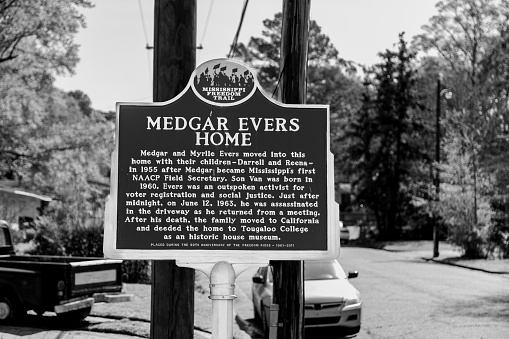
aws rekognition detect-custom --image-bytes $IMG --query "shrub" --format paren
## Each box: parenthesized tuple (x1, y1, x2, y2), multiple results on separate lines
(440, 184, 492, 259)
(61, 224, 104, 257)
(122, 260, 151, 284)
(26, 216, 104, 257)
(24, 216, 151, 284)
(27, 217, 66, 256)
(487, 203, 509, 259)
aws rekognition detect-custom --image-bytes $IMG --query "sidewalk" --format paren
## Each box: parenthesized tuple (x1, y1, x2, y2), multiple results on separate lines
(0, 328, 140, 339)
(0, 327, 213, 339)
(0, 327, 212, 339)
(381, 240, 509, 274)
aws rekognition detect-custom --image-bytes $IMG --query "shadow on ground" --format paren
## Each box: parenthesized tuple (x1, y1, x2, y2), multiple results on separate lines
(445, 293, 509, 321)
(238, 316, 360, 339)
(0, 313, 90, 336)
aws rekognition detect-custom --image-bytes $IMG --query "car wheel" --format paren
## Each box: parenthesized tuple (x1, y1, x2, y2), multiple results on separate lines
(253, 304, 261, 323)
(0, 295, 23, 324)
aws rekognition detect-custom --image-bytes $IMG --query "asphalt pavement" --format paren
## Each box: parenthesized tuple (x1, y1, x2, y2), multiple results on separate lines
(381, 240, 509, 274)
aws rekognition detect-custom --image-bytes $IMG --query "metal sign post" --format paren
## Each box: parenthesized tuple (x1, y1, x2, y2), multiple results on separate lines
(177, 261, 266, 339)
(209, 262, 236, 339)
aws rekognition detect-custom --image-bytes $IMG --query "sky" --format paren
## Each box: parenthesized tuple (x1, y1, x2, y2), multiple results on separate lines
(54, 0, 439, 112)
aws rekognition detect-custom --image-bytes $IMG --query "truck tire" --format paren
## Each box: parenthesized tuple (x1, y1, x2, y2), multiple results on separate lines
(57, 306, 92, 322)
(0, 295, 23, 323)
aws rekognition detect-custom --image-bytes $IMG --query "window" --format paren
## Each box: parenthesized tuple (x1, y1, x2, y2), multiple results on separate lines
(304, 260, 346, 280)
(0, 227, 12, 247)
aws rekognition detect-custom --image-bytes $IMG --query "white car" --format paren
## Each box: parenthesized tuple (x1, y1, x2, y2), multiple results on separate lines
(252, 259, 362, 335)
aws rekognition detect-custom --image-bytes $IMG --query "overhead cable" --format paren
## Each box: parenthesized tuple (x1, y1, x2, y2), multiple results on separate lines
(198, 0, 215, 50)
(137, 0, 152, 49)
(137, 0, 152, 91)
(228, 0, 249, 58)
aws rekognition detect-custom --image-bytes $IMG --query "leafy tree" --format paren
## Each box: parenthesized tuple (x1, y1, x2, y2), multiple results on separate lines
(340, 75, 378, 210)
(231, 12, 358, 105)
(414, 0, 509, 255)
(345, 34, 426, 240)
(68, 90, 94, 117)
(232, 12, 363, 184)
(0, 0, 105, 184)
(0, 56, 111, 184)
(439, 131, 494, 258)
(0, 1, 114, 259)
(413, 0, 509, 197)
(0, 0, 93, 71)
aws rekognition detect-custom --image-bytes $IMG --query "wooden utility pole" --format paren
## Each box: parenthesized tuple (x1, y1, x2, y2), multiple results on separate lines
(278, 0, 310, 104)
(150, 1, 196, 338)
(271, 1, 310, 338)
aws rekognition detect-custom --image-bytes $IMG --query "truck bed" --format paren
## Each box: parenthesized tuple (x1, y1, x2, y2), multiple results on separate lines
(0, 254, 119, 264)
(0, 254, 124, 307)
(0, 221, 129, 320)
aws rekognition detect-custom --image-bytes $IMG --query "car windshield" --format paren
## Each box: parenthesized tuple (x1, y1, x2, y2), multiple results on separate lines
(304, 260, 346, 281)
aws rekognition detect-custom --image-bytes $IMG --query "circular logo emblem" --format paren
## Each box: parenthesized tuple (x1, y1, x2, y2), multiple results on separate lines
(192, 59, 255, 105)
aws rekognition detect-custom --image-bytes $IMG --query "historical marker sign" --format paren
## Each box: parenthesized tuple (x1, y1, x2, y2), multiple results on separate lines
(104, 59, 339, 263)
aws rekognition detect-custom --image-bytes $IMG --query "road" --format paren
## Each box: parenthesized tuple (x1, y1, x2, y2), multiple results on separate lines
(236, 247, 509, 339)
(2, 247, 507, 339)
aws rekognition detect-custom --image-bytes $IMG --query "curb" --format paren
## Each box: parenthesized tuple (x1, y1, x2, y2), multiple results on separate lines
(421, 257, 509, 275)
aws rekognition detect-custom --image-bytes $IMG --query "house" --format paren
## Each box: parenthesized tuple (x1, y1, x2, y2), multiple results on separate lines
(336, 183, 352, 212)
(336, 182, 376, 227)
(0, 181, 52, 228)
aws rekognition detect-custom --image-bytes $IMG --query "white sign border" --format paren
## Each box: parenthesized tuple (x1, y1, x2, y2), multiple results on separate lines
(103, 59, 339, 263)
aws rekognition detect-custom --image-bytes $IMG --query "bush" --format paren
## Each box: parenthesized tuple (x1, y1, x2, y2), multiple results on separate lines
(439, 184, 493, 259)
(122, 260, 151, 284)
(27, 217, 66, 256)
(25, 216, 103, 257)
(24, 218, 152, 284)
(487, 205, 509, 259)
(446, 222, 487, 259)
(62, 224, 104, 257)
(463, 229, 486, 259)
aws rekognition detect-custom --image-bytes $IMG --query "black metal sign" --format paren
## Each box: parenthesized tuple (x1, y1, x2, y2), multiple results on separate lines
(104, 59, 337, 261)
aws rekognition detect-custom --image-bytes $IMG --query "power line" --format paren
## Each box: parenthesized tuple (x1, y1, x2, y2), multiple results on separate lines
(198, 0, 215, 50)
(272, 52, 290, 99)
(137, 0, 152, 50)
(228, 0, 249, 58)
(97, 95, 152, 112)
(137, 0, 152, 92)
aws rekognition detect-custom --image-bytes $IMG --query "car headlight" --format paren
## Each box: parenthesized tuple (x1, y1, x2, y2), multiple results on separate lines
(344, 296, 361, 307)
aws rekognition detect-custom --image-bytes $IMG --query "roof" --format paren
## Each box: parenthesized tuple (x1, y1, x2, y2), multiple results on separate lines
(0, 185, 52, 202)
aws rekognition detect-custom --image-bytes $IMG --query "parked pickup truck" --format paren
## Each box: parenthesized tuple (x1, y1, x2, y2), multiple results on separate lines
(0, 220, 130, 323)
